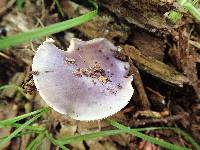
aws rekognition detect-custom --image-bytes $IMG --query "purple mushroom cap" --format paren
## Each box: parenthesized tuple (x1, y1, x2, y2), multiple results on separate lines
(32, 38, 134, 121)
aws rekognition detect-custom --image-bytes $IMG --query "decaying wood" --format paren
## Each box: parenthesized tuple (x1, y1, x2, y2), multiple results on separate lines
(123, 45, 189, 87)
(61, 0, 130, 43)
(129, 60, 150, 110)
(129, 31, 165, 61)
(134, 110, 163, 118)
(169, 27, 200, 98)
(97, 0, 189, 31)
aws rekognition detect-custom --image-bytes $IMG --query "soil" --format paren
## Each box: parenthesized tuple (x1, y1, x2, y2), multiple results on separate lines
(0, 0, 200, 150)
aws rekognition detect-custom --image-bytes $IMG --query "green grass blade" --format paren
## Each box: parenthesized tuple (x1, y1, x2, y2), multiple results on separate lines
(106, 119, 190, 150)
(184, 2, 200, 22)
(192, 0, 199, 5)
(0, 123, 45, 133)
(54, 0, 65, 17)
(42, 125, 198, 149)
(46, 132, 69, 150)
(58, 130, 126, 144)
(26, 131, 46, 150)
(0, 131, 42, 140)
(0, 84, 27, 97)
(88, 0, 98, 10)
(56, 127, 178, 144)
(0, 110, 48, 149)
(173, 128, 200, 150)
(0, 9, 97, 50)
(0, 127, 164, 145)
(177, 0, 200, 22)
(0, 84, 23, 91)
(0, 108, 49, 126)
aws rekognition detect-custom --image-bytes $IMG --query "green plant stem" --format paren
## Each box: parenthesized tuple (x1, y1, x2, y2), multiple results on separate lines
(0, 123, 45, 132)
(54, 0, 65, 17)
(0, 131, 42, 140)
(106, 119, 190, 150)
(58, 129, 126, 144)
(46, 132, 69, 150)
(192, 0, 199, 5)
(174, 128, 200, 150)
(56, 127, 189, 144)
(177, 0, 200, 22)
(184, 2, 200, 21)
(56, 126, 199, 150)
(26, 131, 46, 150)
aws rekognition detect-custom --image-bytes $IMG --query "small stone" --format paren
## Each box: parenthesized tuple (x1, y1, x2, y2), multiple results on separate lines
(98, 76, 109, 84)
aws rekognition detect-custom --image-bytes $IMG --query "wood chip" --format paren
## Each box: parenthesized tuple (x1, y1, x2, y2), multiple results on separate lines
(123, 45, 189, 87)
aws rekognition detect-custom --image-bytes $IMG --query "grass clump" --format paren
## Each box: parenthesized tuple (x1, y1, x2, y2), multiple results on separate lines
(0, 108, 199, 150)
(0, 108, 50, 149)
(0, 84, 199, 149)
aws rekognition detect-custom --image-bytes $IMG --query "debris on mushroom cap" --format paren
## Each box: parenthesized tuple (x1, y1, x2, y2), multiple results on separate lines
(32, 38, 134, 121)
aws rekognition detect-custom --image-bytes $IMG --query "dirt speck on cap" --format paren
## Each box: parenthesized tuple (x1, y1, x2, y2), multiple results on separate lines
(65, 57, 76, 64)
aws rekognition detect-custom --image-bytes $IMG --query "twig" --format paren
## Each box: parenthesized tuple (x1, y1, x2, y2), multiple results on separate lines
(129, 59, 150, 110)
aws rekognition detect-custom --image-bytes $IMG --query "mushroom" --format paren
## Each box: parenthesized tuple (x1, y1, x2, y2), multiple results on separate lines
(32, 38, 134, 121)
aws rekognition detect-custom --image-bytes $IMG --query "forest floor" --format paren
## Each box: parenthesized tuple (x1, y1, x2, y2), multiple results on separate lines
(0, 0, 200, 149)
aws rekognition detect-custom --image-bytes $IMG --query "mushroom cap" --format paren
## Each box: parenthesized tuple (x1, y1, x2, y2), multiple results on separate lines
(32, 38, 134, 121)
